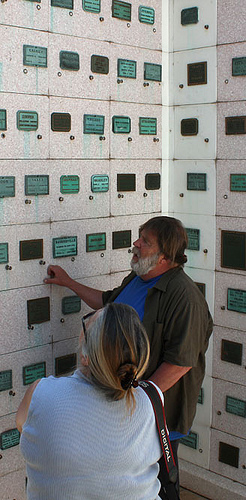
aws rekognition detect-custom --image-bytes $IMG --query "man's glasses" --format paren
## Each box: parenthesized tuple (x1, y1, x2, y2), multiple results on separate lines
(81, 311, 96, 341)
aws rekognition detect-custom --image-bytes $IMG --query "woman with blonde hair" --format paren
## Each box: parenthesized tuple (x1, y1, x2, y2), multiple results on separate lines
(17, 302, 162, 499)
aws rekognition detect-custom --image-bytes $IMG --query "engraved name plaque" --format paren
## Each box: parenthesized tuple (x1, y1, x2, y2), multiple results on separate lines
(53, 236, 77, 258)
(60, 51, 79, 71)
(197, 387, 204, 405)
(60, 175, 80, 194)
(83, 114, 104, 134)
(112, 0, 131, 21)
(187, 173, 206, 191)
(145, 173, 160, 190)
(82, 0, 101, 13)
(51, 0, 73, 9)
(227, 288, 246, 314)
(139, 6, 155, 24)
(91, 175, 109, 192)
(181, 7, 199, 25)
(91, 55, 109, 74)
(226, 396, 246, 418)
(221, 339, 242, 365)
(226, 116, 246, 135)
(17, 111, 38, 131)
(139, 117, 157, 135)
(112, 230, 131, 249)
(0, 177, 15, 198)
(117, 59, 136, 79)
(0, 243, 8, 264)
(232, 57, 246, 77)
(230, 174, 246, 192)
(55, 353, 77, 376)
(86, 233, 106, 252)
(27, 297, 50, 325)
(0, 429, 20, 451)
(181, 118, 198, 136)
(0, 370, 12, 392)
(25, 175, 49, 196)
(180, 431, 198, 449)
(117, 174, 135, 191)
(112, 116, 131, 134)
(23, 362, 46, 385)
(51, 113, 71, 132)
(19, 239, 43, 261)
(144, 63, 162, 82)
(186, 228, 200, 251)
(221, 231, 246, 270)
(0, 109, 7, 130)
(188, 61, 207, 86)
(219, 442, 239, 468)
(23, 45, 47, 68)
(62, 296, 81, 315)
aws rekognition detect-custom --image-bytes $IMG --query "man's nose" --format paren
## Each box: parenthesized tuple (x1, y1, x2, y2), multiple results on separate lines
(133, 238, 141, 247)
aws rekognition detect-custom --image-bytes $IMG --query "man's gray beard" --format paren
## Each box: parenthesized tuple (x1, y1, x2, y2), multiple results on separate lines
(130, 252, 160, 276)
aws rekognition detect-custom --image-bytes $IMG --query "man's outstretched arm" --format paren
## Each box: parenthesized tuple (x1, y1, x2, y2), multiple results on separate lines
(149, 361, 191, 393)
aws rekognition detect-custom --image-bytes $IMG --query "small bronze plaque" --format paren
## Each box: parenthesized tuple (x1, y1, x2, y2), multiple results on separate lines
(91, 55, 109, 74)
(25, 175, 49, 196)
(91, 175, 109, 192)
(195, 282, 206, 296)
(117, 174, 135, 191)
(145, 173, 160, 190)
(187, 61, 207, 86)
(62, 296, 81, 315)
(0, 370, 12, 392)
(139, 6, 155, 25)
(197, 387, 204, 405)
(187, 173, 206, 191)
(181, 118, 198, 136)
(221, 231, 246, 271)
(221, 339, 242, 365)
(0, 429, 20, 451)
(181, 7, 199, 26)
(82, 0, 100, 13)
(0, 109, 7, 130)
(219, 442, 239, 468)
(227, 288, 246, 314)
(51, 0, 73, 8)
(112, 230, 131, 249)
(51, 113, 71, 132)
(86, 233, 106, 252)
(144, 63, 162, 82)
(60, 175, 80, 194)
(186, 228, 200, 251)
(0, 176, 15, 198)
(139, 117, 157, 135)
(112, 0, 131, 21)
(230, 174, 246, 192)
(27, 297, 50, 325)
(180, 431, 198, 449)
(23, 45, 47, 68)
(232, 57, 246, 77)
(20, 239, 43, 261)
(23, 362, 46, 386)
(53, 236, 77, 258)
(112, 116, 131, 134)
(225, 116, 246, 135)
(17, 110, 38, 131)
(0, 243, 8, 264)
(83, 114, 104, 134)
(226, 396, 246, 418)
(60, 51, 79, 71)
(55, 353, 77, 376)
(117, 59, 136, 79)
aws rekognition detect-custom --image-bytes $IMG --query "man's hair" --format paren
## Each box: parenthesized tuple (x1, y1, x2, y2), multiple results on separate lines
(140, 216, 188, 265)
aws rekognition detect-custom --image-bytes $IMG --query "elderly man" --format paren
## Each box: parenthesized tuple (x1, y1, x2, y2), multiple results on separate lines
(45, 216, 213, 499)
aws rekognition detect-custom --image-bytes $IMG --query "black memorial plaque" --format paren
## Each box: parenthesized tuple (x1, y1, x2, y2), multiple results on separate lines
(181, 7, 199, 25)
(187, 173, 206, 191)
(0, 109, 7, 130)
(91, 55, 109, 74)
(145, 173, 160, 190)
(23, 45, 47, 68)
(0, 429, 20, 451)
(227, 288, 246, 314)
(221, 339, 242, 366)
(144, 63, 162, 82)
(195, 282, 206, 296)
(27, 297, 50, 325)
(0, 177, 15, 198)
(221, 231, 246, 271)
(62, 296, 81, 315)
(117, 174, 135, 191)
(139, 6, 155, 25)
(19, 239, 43, 261)
(25, 175, 49, 196)
(188, 61, 207, 86)
(23, 362, 46, 386)
(60, 51, 79, 71)
(219, 442, 239, 468)
(51, 113, 71, 132)
(55, 353, 77, 376)
(112, 116, 131, 134)
(230, 174, 246, 192)
(226, 396, 246, 418)
(181, 118, 198, 136)
(0, 370, 12, 392)
(180, 431, 198, 449)
(186, 228, 200, 251)
(226, 116, 246, 135)
(112, 230, 131, 249)
(82, 0, 101, 13)
(51, 0, 73, 8)
(112, 0, 131, 21)
(117, 59, 136, 79)
(232, 57, 246, 77)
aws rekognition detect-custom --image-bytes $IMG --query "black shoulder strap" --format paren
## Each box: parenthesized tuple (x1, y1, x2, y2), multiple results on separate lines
(139, 381, 180, 500)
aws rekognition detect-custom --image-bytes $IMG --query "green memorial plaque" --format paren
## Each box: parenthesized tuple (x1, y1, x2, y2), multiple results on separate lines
(112, 230, 131, 249)
(60, 175, 80, 194)
(117, 173, 135, 191)
(221, 231, 246, 270)
(226, 116, 246, 135)
(91, 55, 109, 74)
(23, 45, 47, 68)
(227, 288, 246, 314)
(0, 370, 12, 392)
(27, 297, 50, 325)
(188, 61, 207, 86)
(51, 113, 71, 132)
(112, 116, 131, 134)
(53, 236, 77, 258)
(219, 442, 239, 468)
(139, 6, 155, 24)
(144, 63, 162, 82)
(83, 114, 104, 134)
(145, 173, 161, 190)
(91, 175, 109, 192)
(112, 0, 131, 21)
(195, 282, 206, 296)
(0, 177, 15, 198)
(180, 431, 198, 449)
(186, 228, 200, 251)
(25, 0, 41, 2)
(181, 118, 198, 136)
(117, 59, 136, 79)
(187, 173, 207, 191)
(197, 387, 204, 405)
(0, 109, 7, 131)
(221, 339, 242, 365)
(181, 7, 199, 25)
(0, 429, 20, 451)
(226, 396, 246, 418)
(82, 0, 100, 13)
(60, 51, 80, 71)
(139, 117, 157, 135)
(23, 362, 46, 386)
(51, 0, 73, 9)
(55, 353, 77, 376)
(230, 174, 246, 192)
(0, 243, 8, 264)
(232, 57, 246, 77)
(17, 111, 38, 131)
(25, 175, 49, 196)
(20, 239, 43, 261)
(86, 233, 106, 252)
(62, 296, 81, 315)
